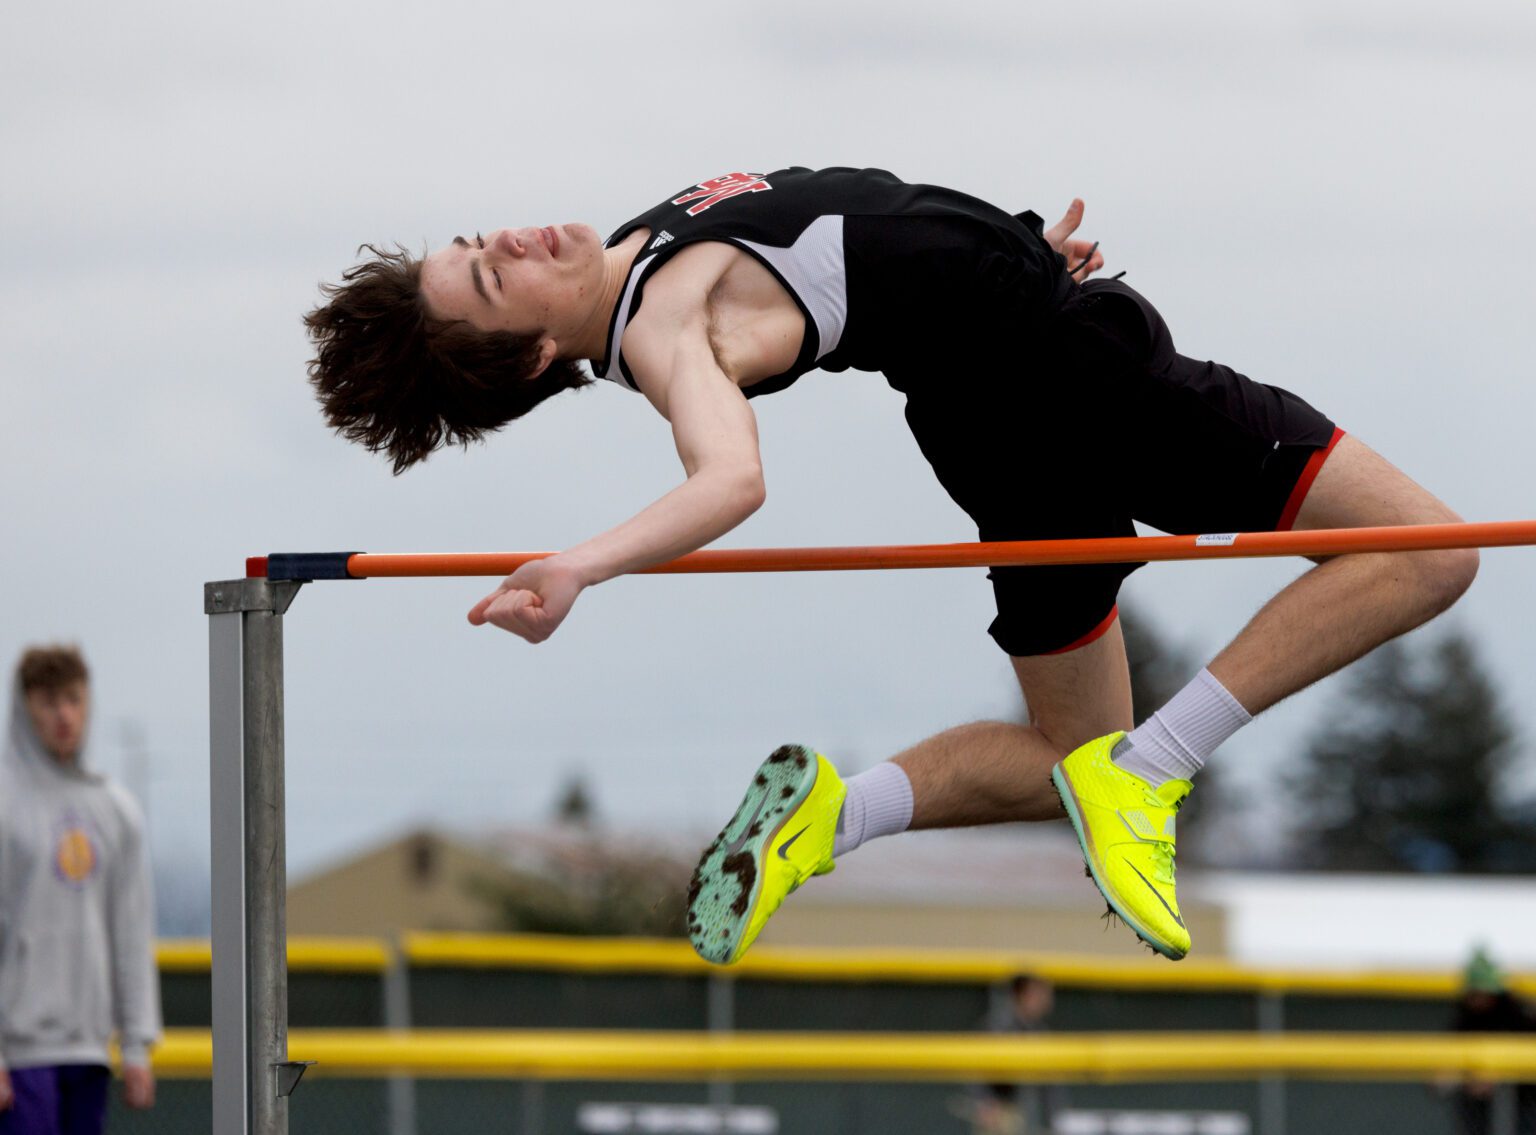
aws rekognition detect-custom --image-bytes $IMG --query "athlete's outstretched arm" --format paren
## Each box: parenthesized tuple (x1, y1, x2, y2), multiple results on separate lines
(468, 321, 765, 643)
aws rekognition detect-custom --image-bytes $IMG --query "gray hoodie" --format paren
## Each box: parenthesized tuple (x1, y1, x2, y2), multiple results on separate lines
(0, 680, 161, 1070)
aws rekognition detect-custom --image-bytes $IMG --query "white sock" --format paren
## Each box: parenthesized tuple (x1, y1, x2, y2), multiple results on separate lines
(833, 762, 914, 857)
(1112, 669, 1252, 788)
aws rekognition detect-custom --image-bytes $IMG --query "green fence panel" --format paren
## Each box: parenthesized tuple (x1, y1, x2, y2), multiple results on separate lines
(289, 972, 389, 1027)
(1047, 987, 1259, 1032)
(157, 970, 385, 1028)
(408, 968, 710, 1029)
(1286, 1079, 1458, 1135)
(159, 972, 211, 1028)
(1283, 994, 1454, 1032)
(734, 978, 989, 1032)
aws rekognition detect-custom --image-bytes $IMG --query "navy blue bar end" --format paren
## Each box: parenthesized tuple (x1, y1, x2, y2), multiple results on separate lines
(265, 552, 364, 581)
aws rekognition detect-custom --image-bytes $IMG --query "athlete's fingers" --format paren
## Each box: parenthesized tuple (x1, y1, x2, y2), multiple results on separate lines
(475, 588, 528, 637)
(519, 604, 556, 643)
(1044, 198, 1081, 245)
(509, 589, 542, 623)
(493, 590, 546, 641)
(467, 588, 504, 625)
(470, 566, 576, 642)
(1043, 198, 1085, 252)
(1064, 238, 1104, 281)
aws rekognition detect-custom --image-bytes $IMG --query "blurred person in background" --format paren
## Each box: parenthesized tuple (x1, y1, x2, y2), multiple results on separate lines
(1449, 947, 1536, 1135)
(0, 646, 160, 1133)
(957, 973, 1063, 1134)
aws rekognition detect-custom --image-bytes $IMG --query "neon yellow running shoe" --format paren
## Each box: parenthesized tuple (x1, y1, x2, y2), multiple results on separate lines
(687, 745, 845, 965)
(1051, 732, 1193, 960)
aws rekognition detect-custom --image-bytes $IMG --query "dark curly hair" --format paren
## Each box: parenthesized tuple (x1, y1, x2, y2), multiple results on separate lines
(17, 644, 89, 693)
(304, 244, 592, 474)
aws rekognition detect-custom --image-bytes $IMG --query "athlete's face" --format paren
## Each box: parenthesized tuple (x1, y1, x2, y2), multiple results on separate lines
(419, 223, 605, 344)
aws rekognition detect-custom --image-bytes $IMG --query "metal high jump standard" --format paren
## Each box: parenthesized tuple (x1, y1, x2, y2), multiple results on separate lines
(204, 519, 1536, 1134)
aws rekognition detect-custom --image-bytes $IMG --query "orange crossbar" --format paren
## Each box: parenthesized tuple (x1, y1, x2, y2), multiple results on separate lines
(345, 520, 1536, 578)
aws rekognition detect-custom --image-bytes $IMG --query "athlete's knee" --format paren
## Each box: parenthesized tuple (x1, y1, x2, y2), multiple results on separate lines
(1412, 545, 1479, 616)
(1402, 499, 1478, 613)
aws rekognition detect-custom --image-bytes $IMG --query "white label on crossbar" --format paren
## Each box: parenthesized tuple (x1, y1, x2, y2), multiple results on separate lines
(1195, 533, 1239, 547)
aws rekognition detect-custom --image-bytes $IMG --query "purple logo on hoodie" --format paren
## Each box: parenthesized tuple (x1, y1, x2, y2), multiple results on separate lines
(53, 812, 100, 886)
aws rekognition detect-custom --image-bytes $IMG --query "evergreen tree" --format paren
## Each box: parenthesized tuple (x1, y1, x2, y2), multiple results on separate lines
(463, 772, 694, 937)
(1285, 629, 1527, 872)
(554, 773, 596, 826)
(466, 846, 691, 938)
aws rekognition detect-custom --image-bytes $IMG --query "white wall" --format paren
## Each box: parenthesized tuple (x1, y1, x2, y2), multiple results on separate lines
(1197, 873, 1536, 969)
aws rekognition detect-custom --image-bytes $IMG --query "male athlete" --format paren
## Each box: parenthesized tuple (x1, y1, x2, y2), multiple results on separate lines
(305, 167, 1476, 961)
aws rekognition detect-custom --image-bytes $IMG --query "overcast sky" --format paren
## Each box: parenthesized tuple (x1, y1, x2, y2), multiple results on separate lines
(4, 0, 1535, 890)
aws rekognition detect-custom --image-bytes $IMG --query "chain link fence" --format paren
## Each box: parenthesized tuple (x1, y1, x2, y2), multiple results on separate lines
(104, 1072, 1494, 1135)
(131, 940, 1518, 1134)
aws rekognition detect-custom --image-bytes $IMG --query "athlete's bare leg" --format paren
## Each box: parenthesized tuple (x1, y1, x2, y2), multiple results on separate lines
(889, 437, 1472, 830)
(894, 622, 1133, 828)
(884, 437, 1472, 832)
(1207, 435, 1478, 712)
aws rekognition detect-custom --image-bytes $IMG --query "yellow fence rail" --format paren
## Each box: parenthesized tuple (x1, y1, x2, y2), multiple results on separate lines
(144, 1029, 1536, 1083)
(156, 937, 391, 973)
(152, 932, 1536, 1000)
(401, 932, 1536, 1000)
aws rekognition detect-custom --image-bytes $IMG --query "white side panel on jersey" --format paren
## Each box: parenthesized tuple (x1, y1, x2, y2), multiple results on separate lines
(739, 214, 847, 361)
(598, 252, 656, 390)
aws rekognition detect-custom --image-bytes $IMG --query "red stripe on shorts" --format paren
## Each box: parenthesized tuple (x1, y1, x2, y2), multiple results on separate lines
(1045, 604, 1120, 655)
(1276, 427, 1346, 532)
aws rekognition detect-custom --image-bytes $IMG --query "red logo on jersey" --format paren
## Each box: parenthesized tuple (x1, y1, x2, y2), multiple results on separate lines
(671, 173, 772, 217)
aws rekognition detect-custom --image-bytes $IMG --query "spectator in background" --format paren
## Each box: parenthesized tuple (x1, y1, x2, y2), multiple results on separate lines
(963, 973, 1064, 1135)
(0, 646, 161, 1133)
(1450, 946, 1536, 1135)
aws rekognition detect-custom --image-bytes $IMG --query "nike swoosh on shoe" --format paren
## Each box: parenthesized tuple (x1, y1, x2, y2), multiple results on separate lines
(1128, 862, 1185, 929)
(777, 825, 811, 859)
(724, 795, 769, 858)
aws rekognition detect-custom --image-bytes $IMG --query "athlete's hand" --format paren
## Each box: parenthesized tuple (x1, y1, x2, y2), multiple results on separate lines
(467, 556, 586, 643)
(0, 1067, 14, 1111)
(1044, 198, 1104, 282)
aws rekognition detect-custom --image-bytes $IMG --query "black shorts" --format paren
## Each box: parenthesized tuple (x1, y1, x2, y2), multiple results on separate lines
(898, 278, 1341, 657)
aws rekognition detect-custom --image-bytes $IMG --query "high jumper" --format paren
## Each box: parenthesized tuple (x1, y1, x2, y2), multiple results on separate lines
(304, 167, 1476, 961)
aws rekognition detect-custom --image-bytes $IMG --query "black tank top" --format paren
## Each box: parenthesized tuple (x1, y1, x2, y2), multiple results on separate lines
(593, 167, 1069, 398)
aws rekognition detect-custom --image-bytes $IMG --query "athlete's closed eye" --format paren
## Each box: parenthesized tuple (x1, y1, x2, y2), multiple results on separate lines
(472, 233, 502, 295)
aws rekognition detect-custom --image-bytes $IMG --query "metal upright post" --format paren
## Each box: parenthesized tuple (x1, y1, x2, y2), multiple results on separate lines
(207, 578, 304, 1135)
(1492, 1082, 1517, 1135)
(706, 972, 736, 1110)
(1256, 991, 1286, 1135)
(383, 937, 419, 1135)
